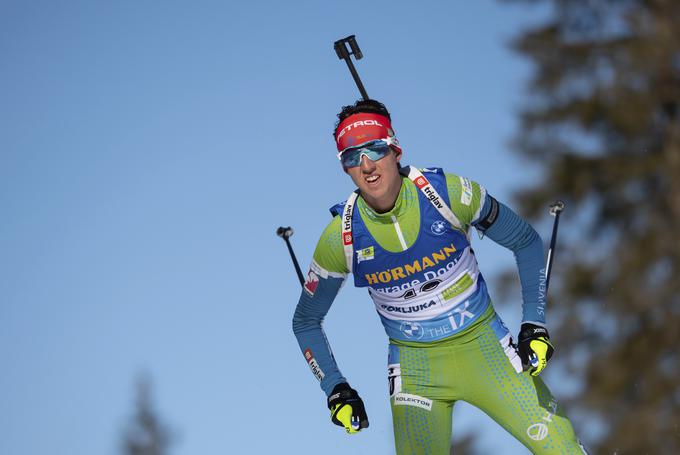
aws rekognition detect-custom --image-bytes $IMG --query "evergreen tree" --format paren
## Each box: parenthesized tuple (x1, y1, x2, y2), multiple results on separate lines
(501, 0, 680, 453)
(450, 433, 478, 454)
(121, 374, 173, 455)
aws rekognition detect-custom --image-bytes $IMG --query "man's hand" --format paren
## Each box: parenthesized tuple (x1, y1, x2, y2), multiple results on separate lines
(518, 323, 554, 376)
(327, 383, 369, 434)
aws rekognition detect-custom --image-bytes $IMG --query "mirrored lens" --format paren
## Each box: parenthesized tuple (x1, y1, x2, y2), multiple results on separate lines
(339, 141, 391, 168)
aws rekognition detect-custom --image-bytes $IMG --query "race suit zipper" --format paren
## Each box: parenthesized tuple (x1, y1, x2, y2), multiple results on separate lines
(391, 215, 408, 251)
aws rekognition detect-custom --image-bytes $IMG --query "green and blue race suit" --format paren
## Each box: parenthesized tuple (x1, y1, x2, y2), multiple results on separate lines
(292, 166, 587, 454)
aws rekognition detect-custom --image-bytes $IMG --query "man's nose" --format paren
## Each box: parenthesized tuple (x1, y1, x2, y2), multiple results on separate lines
(360, 154, 376, 172)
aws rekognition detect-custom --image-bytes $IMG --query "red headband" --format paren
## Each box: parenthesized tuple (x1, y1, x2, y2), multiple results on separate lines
(334, 113, 400, 153)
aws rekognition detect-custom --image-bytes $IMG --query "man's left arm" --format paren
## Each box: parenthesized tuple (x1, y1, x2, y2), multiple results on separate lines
(473, 193, 554, 375)
(444, 173, 553, 375)
(473, 194, 546, 324)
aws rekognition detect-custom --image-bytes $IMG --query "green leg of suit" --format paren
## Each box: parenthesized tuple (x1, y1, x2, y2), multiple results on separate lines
(388, 311, 588, 455)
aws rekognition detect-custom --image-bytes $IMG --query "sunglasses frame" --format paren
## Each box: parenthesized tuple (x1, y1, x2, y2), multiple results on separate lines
(337, 139, 395, 168)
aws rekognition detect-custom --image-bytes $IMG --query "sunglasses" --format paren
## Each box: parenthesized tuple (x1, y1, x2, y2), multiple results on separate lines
(337, 140, 393, 168)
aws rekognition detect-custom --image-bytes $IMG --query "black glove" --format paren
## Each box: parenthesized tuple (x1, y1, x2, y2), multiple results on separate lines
(518, 323, 555, 376)
(327, 383, 369, 433)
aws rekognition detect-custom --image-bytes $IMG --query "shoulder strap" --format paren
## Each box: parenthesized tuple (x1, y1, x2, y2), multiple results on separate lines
(403, 166, 464, 232)
(340, 191, 360, 273)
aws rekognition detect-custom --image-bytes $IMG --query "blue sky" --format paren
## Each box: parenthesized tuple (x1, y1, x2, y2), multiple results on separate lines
(0, 1, 572, 454)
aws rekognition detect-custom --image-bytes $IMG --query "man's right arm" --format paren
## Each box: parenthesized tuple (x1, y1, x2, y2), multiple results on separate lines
(291, 216, 350, 396)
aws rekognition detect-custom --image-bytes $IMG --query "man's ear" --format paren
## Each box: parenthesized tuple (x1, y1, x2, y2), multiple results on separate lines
(392, 146, 402, 163)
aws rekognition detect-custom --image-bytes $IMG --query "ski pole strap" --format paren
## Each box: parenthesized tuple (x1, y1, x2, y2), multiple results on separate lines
(340, 191, 360, 273)
(327, 384, 358, 409)
(403, 166, 464, 232)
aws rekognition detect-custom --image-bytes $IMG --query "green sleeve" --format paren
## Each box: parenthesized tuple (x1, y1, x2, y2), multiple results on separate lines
(311, 215, 349, 274)
(444, 173, 485, 229)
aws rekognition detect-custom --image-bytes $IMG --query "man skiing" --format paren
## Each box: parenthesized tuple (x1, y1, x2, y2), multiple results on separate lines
(292, 99, 587, 454)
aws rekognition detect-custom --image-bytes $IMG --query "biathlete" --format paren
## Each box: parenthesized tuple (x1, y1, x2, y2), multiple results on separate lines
(292, 99, 588, 454)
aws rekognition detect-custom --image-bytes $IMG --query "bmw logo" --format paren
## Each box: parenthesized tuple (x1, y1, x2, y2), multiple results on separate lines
(431, 220, 447, 235)
(399, 321, 424, 340)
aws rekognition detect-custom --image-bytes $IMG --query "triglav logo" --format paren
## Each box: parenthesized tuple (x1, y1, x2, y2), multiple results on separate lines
(303, 348, 325, 382)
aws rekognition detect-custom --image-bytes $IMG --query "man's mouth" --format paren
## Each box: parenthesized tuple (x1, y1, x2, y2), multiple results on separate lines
(365, 174, 380, 184)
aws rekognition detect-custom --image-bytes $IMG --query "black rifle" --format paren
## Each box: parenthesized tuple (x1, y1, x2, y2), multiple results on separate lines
(334, 35, 369, 100)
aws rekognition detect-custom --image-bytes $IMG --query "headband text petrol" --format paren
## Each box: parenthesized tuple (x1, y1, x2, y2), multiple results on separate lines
(335, 113, 398, 152)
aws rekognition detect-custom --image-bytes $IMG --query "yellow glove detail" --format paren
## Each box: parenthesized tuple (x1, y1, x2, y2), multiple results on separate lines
(331, 404, 360, 434)
(528, 337, 553, 376)
(327, 383, 369, 433)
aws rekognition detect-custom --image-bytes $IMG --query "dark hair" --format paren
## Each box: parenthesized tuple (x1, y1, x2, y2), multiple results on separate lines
(333, 99, 391, 137)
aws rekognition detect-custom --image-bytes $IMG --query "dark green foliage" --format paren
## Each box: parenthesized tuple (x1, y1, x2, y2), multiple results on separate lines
(450, 432, 478, 454)
(121, 374, 173, 455)
(502, 0, 680, 453)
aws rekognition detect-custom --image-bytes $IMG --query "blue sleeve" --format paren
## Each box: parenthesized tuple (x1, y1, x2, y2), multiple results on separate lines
(473, 194, 547, 326)
(292, 274, 347, 396)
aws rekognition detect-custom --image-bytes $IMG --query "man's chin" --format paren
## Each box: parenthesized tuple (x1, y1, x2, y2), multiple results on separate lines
(361, 188, 390, 206)
(360, 185, 383, 198)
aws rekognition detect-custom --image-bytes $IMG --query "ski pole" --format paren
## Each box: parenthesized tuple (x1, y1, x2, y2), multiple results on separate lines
(528, 200, 565, 369)
(334, 35, 369, 101)
(276, 226, 305, 287)
(544, 200, 565, 293)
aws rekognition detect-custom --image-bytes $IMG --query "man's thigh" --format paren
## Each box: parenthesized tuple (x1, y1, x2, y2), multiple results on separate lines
(462, 326, 588, 454)
(391, 396, 453, 455)
(388, 344, 457, 455)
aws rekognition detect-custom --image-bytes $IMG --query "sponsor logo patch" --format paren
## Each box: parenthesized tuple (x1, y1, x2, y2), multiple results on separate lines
(431, 220, 447, 235)
(357, 246, 375, 263)
(526, 397, 558, 441)
(414, 176, 429, 189)
(420, 279, 442, 292)
(380, 300, 437, 315)
(393, 393, 432, 411)
(399, 321, 424, 340)
(422, 185, 444, 209)
(303, 270, 319, 296)
(364, 242, 458, 285)
(527, 423, 549, 441)
(336, 119, 384, 141)
(303, 348, 325, 381)
(387, 363, 402, 397)
(441, 273, 473, 301)
(446, 300, 476, 329)
(342, 200, 354, 246)
(460, 177, 473, 206)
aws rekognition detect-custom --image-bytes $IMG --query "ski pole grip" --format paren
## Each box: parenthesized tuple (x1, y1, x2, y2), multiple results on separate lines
(549, 200, 565, 216)
(276, 226, 294, 239)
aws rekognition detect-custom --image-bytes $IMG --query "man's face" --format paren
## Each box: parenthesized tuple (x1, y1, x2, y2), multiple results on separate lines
(345, 148, 403, 212)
